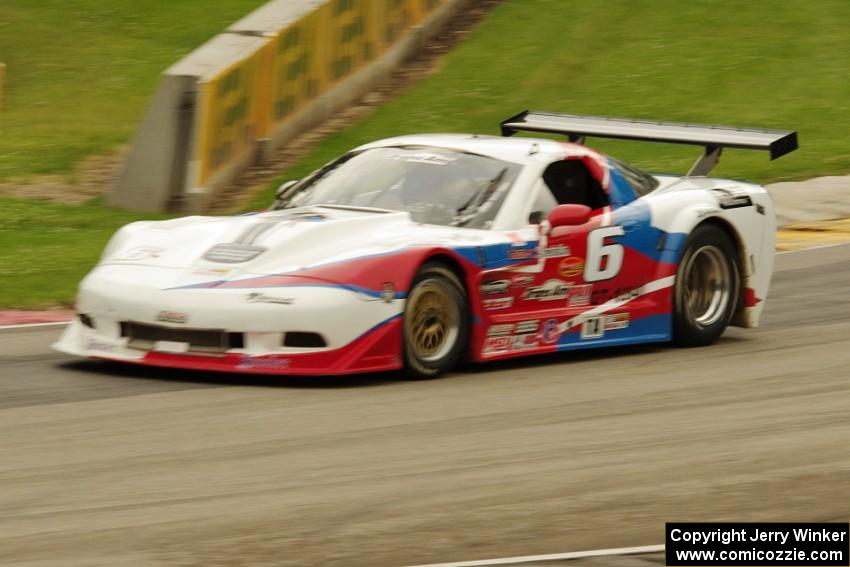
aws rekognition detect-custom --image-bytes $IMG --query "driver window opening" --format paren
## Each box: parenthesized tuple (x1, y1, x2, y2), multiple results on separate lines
(529, 159, 608, 224)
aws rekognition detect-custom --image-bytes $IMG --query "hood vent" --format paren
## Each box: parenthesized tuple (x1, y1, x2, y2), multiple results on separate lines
(203, 243, 266, 263)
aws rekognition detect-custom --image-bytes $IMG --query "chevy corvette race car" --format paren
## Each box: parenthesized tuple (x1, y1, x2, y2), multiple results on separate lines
(54, 111, 797, 378)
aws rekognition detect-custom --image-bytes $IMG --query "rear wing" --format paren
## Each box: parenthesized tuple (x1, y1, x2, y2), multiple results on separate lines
(500, 110, 798, 176)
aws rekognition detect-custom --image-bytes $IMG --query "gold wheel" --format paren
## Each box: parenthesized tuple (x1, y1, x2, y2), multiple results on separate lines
(405, 277, 461, 363)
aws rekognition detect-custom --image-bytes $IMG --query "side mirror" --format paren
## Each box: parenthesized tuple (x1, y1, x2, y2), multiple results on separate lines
(547, 204, 592, 229)
(275, 180, 298, 199)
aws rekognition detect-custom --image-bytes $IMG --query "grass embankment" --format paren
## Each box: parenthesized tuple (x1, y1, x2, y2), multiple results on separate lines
(252, 0, 850, 209)
(4, 0, 850, 307)
(0, 200, 169, 307)
(0, 0, 263, 307)
(0, 0, 264, 179)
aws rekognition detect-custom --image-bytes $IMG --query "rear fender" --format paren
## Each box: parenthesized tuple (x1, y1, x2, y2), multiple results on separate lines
(657, 188, 774, 327)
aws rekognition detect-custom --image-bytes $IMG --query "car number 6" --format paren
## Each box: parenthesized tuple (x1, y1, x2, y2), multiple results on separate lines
(584, 225, 625, 282)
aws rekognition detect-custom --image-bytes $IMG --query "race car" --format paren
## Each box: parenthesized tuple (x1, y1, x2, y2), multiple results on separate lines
(54, 111, 797, 378)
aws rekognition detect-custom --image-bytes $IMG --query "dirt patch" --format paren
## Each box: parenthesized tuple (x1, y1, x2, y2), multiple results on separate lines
(208, 0, 505, 213)
(0, 148, 126, 204)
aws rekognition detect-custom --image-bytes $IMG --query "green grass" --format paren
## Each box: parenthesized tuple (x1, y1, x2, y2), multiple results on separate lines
(0, 198, 169, 308)
(0, 0, 265, 307)
(251, 0, 850, 207)
(0, 0, 264, 179)
(4, 0, 850, 307)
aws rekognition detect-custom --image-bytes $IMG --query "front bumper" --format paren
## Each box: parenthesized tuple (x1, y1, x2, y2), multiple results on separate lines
(54, 316, 403, 375)
(54, 269, 405, 375)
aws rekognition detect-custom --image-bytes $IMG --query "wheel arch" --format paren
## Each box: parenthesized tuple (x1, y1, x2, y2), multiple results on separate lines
(402, 251, 473, 378)
(685, 216, 750, 321)
(417, 251, 477, 360)
(421, 252, 470, 293)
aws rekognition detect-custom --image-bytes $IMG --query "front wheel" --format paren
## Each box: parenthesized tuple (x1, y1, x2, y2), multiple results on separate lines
(673, 224, 740, 347)
(402, 263, 468, 379)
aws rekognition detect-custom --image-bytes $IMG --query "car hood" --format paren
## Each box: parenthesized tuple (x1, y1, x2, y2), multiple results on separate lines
(98, 206, 489, 286)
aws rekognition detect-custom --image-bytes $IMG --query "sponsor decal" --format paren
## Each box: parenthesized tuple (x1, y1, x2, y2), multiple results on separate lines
(610, 286, 644, 305)
(86, 339, 116, 352)
(511, 333, 538, 350)
(541, 245, 571, 258)
(559, 256, 585, 279)
(114, 246, 165, 261)
(511, 274, 535, 287)
(605, 313, 630, 330)
(483, 297, 513, 311)
(246, 292, 294, 305)
(203, 243, 266, 263)
(155, 310, 189, 324)
(515, 320, 539, 334)
(381, 282, 396, 303)
(480, 279, 511, 295)
(581, 316, 605, 339)
(236, 356, 290, 370)
(591, 286, 644, 305)
(482, 336, 511, 355)
(524, 279, 570, 301)
(568, 284, 593, 307)
(487, 324, 514, 337)
(508, 248, 535, 260)
(542, 319, 561, 343)
(388, 152, 457, 165)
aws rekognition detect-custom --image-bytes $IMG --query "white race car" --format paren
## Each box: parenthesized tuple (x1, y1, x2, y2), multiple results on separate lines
(55, 112, 797, 378)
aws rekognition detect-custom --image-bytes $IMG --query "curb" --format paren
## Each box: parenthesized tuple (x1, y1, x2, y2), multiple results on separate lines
(0, 310, 74, 327)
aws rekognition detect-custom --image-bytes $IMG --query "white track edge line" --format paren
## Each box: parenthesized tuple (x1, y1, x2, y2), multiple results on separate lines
(405, 544, 665, 567)
(776, 241, 850, 255)
(0, 321, 70, 333)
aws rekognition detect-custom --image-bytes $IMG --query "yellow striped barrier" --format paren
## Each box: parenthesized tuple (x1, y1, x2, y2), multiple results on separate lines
(192, 0, 453, 191)
(114, 0, 464, 212)
(0, 63, 6, 109)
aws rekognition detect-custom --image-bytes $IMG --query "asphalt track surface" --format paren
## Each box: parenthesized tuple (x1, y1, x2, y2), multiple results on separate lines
(1, 245, 849, 567)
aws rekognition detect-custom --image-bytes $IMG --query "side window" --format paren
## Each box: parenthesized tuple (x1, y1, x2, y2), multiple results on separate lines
(609, 158, 659, 196)
(529, 181, 558, 224)
(528, 159, 609, 223)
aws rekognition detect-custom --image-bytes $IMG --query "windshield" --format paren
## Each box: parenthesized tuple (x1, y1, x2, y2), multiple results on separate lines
(274, 146, 521, 228)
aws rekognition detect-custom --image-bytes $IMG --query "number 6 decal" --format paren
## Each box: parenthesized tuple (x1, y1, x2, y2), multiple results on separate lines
(584, 225, 625, 282)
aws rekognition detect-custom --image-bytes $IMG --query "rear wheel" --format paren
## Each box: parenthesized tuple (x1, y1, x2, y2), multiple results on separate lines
(673, 224, 740, 347)
(402, 263, 468, 379)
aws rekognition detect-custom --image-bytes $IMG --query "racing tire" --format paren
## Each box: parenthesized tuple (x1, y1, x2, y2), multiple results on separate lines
(673, 224, 741, 347)
(402, 263, 469, 379)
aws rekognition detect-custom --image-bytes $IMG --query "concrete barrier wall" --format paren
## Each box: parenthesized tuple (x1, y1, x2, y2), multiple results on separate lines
(111, 0, 467, 213)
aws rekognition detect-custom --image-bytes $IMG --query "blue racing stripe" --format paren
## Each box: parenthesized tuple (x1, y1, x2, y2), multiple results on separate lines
(613, 199, 688, 265)
(556, 313, 672, 351)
